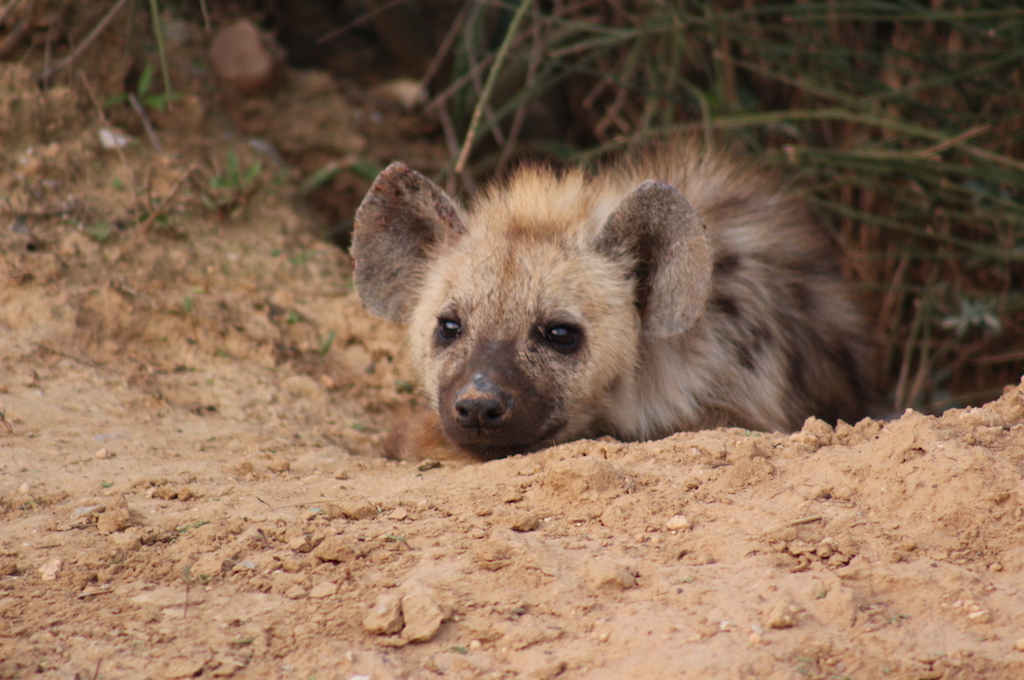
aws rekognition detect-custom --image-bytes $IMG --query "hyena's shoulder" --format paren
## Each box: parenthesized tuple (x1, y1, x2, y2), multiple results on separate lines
(603, 146, 876, 436)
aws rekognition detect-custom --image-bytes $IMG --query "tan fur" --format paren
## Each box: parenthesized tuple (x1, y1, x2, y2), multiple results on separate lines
(352, 142, 876, 460)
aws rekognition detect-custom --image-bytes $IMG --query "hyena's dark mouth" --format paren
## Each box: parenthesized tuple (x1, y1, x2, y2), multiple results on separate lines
(442, 421, 568, 460)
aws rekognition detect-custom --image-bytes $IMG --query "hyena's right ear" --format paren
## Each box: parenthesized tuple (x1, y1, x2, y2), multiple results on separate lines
(352, 163, 465, 322)
(596, 181, 712, 337)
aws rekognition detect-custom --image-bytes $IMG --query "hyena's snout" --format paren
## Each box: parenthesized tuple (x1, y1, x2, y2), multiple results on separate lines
(453, 372, 514, 431)
(438, 359, 566, 458)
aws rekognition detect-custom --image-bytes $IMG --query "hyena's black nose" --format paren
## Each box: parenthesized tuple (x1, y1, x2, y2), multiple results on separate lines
(454, 373, 513, 430)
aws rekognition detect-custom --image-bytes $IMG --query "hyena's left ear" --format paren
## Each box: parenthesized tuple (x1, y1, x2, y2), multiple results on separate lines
(596, 180, 712, 337)
(352, 163, 466, 322)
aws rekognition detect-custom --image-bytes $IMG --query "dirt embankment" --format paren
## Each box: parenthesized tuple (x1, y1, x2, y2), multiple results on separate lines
(1, 45, 1024, 680)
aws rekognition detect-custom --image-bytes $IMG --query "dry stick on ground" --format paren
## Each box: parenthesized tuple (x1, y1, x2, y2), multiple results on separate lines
(37, 0, 132, 82)
(0, 408, 12, 435)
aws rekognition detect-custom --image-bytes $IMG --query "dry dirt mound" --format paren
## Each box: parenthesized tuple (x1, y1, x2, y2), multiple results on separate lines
(2, 61, 1024, 680)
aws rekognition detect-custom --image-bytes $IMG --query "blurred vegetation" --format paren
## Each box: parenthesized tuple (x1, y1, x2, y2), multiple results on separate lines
(424, 0, 1024, 414)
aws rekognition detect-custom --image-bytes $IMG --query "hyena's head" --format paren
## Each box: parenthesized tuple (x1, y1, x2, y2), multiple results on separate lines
(352, 162, 712, 458)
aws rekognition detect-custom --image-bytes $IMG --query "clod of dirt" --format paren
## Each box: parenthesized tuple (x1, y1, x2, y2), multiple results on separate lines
(665, 514, 692, 531)
(96, 494, 134, 534)
(208, 20, 283, 97)
(311, 534, 359, 563)
(496, 508, 540, 532)
(363, 591, 404, 635)
(38, 557, 62, 581)
(400, 586, 444, 642)
(767, 599, 801, 629)
(537, 455, 622, 503)
(584, 559, 638, 590)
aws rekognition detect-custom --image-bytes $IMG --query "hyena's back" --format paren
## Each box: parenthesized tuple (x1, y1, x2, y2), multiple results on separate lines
(353, 143, 876, 458)
(617, 149, 874, 435)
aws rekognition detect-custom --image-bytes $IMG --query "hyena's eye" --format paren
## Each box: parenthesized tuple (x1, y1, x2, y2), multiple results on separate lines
(437, 318, 462, 342)
(543, 324, 582, 354)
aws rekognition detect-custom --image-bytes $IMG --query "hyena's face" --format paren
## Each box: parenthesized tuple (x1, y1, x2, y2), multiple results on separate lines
(407, 232, 641, 458)
(352, 162, 711, 459)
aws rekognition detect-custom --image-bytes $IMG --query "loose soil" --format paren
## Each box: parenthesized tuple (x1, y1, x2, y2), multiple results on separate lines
(2, 19, 1024, 679)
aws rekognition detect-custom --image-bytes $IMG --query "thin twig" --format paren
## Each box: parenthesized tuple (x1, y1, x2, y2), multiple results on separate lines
(454, 0, 534, 173)
(37, 0, 132, 82)
(127, 93, 163, 153)
(137, 164, 197, 233)
(316, 0, 416, 44)
(419, 2, 469, 89)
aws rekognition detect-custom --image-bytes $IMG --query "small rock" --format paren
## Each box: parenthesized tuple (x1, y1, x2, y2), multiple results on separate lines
(309, 581, 338, 599)
(94, 447, 111, 459)
(38, 557, 62, 581)
(767, 599, 800, 629)
(666, 514, 692, 531)
(284, 584, 307, 599)
(208, 20, 282, 97)
(540, 457, 621, 501)
(401, 588, 444, 642)
(499, 509, 539, 532)
(266, 457, 291, 473)
(363, 591, 404, 635)
(473, 539, 514, 571)
(97, 129, 132, 150)
(338, 499, 378, 520)
(312, 534, 358, 563)
(96, 494, 133, 534)
(287, 534, 312, 552)
(367, 78, 427, 111)
(1014, 638, 1024, 652)
(585, 559, 637, 590)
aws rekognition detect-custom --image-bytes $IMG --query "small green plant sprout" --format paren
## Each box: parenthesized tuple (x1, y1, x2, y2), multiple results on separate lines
(105, 62, 182, 113)
(318, 330, 336, 356)
(202, 150, 263, 218)
(0, 405, 12, 434)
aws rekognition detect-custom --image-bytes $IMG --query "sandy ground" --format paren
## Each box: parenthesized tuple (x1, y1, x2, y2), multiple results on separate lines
(2, 49, 1024, 680)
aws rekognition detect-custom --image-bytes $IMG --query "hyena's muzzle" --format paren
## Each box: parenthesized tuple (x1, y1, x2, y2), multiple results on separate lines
(436, 341, 567, 458)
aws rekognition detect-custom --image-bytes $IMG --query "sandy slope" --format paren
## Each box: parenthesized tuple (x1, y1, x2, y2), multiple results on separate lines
(1, 61, 1024, 680)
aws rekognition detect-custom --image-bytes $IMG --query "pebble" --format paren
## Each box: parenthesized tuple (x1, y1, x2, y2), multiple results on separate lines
(367, 78, 427, 111)
(585, 559, 638, 590)
(312, 535, 358, 563)
(208, 20, 282, 97)
(96, 495, 133, 534)
(38, 557, 62, 581)
(666, 514, 692, 531)
(767, 599, 799, 629)
(400, 588, 444, 642)
(309, 581, 338, 599)
(363, 591, 403, 635)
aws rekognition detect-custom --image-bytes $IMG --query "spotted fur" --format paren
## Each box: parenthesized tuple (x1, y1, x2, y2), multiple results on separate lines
(352, 143, 876, 459)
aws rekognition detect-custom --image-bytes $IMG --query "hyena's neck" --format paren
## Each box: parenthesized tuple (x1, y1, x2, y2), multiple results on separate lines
(598, 321, 792, 441)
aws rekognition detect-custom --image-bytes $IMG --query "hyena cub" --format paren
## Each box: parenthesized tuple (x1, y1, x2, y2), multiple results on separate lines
(352, 143, 875, 459)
